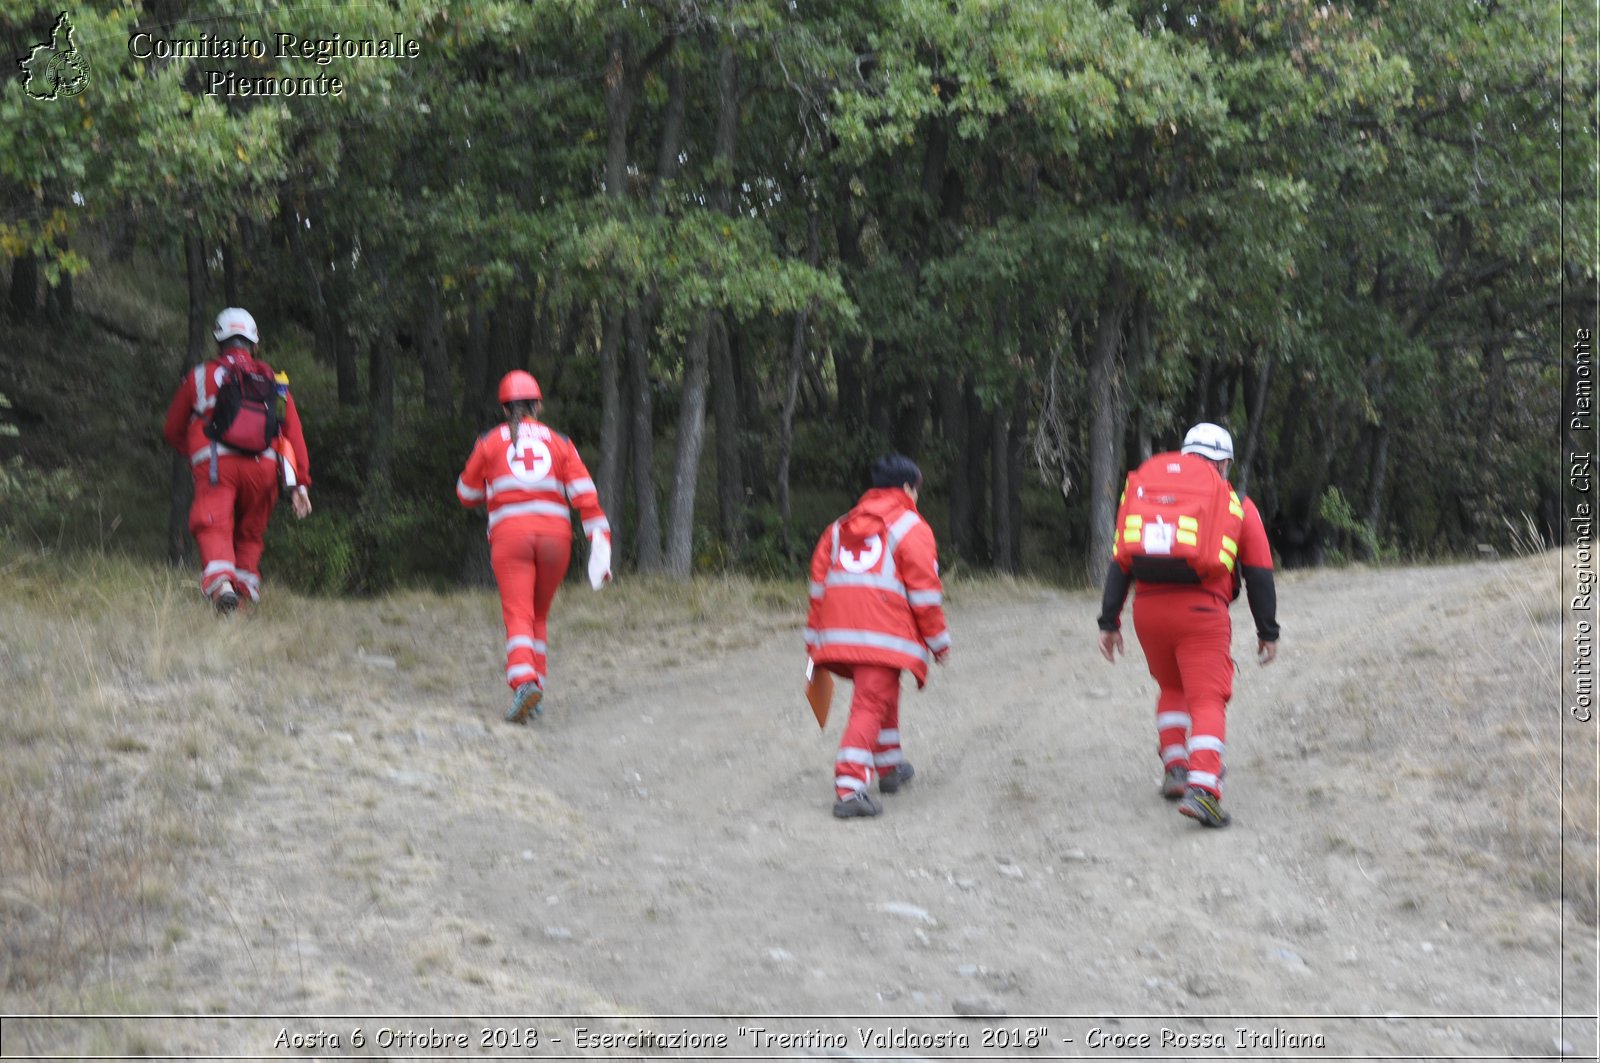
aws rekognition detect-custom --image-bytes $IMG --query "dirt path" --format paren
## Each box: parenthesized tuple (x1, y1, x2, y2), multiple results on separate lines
(82, 557, 1595, 1058)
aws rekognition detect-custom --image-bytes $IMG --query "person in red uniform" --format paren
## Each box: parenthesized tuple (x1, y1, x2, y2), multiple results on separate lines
(163, 308, 312, 613)
(806, 455, 951, 819)
(1096, 422, 1279, 828)
(457, 370, 611, 724)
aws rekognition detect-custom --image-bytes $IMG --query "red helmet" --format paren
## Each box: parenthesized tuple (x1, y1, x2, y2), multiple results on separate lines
(497, 370, 542, 404)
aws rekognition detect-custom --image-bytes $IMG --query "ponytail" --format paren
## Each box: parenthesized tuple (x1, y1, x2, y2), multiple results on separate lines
(503, 399, 540, 436)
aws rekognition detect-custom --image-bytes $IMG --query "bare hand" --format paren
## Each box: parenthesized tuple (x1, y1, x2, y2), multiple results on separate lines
(1258, 639, 1278, 666)
(292, 487, 312, 519)
(1098, 629, 1123, 663)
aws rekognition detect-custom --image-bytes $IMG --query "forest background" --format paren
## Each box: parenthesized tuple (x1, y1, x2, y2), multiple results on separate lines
(1, 0, 1594, 592)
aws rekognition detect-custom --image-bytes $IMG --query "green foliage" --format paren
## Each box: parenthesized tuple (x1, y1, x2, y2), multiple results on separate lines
(1317, 486, 1383, 566)
(0, 0, 1577, 586)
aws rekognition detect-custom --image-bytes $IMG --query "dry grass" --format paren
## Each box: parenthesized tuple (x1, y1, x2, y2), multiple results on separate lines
(0, 543, 805, 1014)
(1303, 549, 1594, 921)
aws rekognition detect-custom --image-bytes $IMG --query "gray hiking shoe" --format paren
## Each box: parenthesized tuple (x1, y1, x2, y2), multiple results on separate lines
(832, 790, 882, 819)
(1161, 765, 1188, 800)
(213, 588, 240, 615)
(1177, 786, 1231, 828)
(879, 761, 915, 794)
(506, 681, 543, 724)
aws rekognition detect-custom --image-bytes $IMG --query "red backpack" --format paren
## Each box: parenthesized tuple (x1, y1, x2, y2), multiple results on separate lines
(1112, 451, 1246, 583)
(204, 352, 281, 454)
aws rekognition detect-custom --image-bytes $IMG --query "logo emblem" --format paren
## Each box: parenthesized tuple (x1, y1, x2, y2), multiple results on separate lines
(508, 436, 553, 483)
(20, 13, 91, 101)
(839, 535, 884, 574)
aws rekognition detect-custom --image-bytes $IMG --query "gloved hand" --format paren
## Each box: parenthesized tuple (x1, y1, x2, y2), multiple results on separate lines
(587, 530, 612, 590)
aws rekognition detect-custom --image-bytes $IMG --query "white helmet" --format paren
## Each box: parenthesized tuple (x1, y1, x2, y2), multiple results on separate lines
(213, 307, 259, 345)
(1181, 421, 1234, 461)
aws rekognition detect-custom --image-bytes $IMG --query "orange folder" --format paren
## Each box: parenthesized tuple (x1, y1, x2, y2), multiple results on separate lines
(805, 657, 834, 729)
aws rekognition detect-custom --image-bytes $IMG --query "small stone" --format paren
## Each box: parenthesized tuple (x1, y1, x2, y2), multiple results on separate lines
(953, 997, 1006, 1017)
(766, 948, 795, 963)
(914, 928, 931, 947)
(1270, 947, 1308, 972)
(543, 926, 573, 941)
(997, 863, 1025, 880)
(1137, 943, 1162, 960)
(957, 964, 981, 977)
(521, 850, 534, 862)
(545, 895, 560, 906)
(954, 878, 977, 891)
(1061, 850, 1090, 863)
(331, 732, 355, 744)
(1420, 941, 1435, 953)
(880, 902, 936, 924)
(356, 651, 398, 669)
(1087, 688, 1109, 698)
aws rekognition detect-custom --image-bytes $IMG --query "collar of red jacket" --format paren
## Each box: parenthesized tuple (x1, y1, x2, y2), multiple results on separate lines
(854, 486, 918, 517)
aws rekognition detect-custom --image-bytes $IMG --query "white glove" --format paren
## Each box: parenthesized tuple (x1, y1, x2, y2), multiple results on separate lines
(587, 531, 612, 590)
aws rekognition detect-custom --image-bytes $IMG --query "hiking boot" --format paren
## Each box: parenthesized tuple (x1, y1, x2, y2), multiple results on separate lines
(879, 761, 915, 794)
(212, 582, 240, 615)
(832, 790, 882, 819)
(1161, 764, 1189, 800)
(1177, 786, 1231, 828)
(506, 681, 543, 724)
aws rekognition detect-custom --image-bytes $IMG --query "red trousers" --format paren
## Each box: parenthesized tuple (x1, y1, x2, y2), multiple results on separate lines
(189, 454, 278, 601)
(1132, 589, 1234, 796)
(834, 664, 904, 798)
(490, 523, 571, 691)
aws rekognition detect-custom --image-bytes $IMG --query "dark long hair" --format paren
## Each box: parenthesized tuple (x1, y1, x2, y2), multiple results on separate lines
(503, 399, 540, 435)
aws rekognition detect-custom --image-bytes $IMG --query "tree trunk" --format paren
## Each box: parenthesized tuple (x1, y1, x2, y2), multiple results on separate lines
(367, 327, 396, 485)
(627, 304, 662, 572)
(1236, 350, 1273, 499)
(833, 217, 868, 431)
(665, 315, 713, 579)
(1085, 293, 1129, 580)
(732, 325, 769, 508)
(596, 30, 632, 563)
(935, 373, 972, 559)
(459, 295, 488, 420)
(596, 299, 626, 551)
(421, 279, 452, 411)
(964, 379, 990, 562)
(1007, 376, 1027, 571)
(8, 252, 37, 321)
(777, 308, 807, 560)
(990, 393, 1013, 573)
(167, 233, 210, 567)
(1126, 292, 1153, 463)
(712, 315, 745, 555)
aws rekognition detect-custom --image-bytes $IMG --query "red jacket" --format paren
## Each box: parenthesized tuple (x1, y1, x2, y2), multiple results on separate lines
(456, 417, 608, 542)
(805, 487, 950, 686)
(163, 347, 312, 486)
